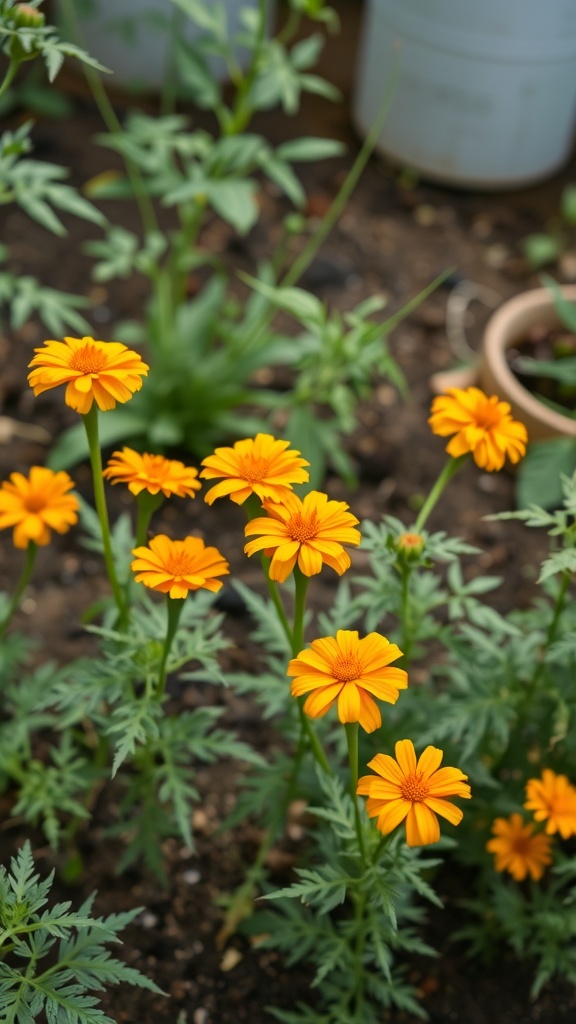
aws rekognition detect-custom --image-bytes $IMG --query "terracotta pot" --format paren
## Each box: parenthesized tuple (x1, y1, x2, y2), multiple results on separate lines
(479, 287, 576, 441)
(431, 287, 576, 442)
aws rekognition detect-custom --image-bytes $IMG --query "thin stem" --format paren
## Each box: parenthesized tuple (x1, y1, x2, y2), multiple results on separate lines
(0, 58, 19, 101)
(281, 64, 400, 290)
(291, 566, 332, 775)
(156, 596, 184, 701)
(399, 563, 413, 668)
(82, 406, 127, 624)
(414, 455, 467, 533)
(298, 700, 332, 776)
(0, 542, 37, 639)
(292, 566, 309, 656)
(135, 492, 164, 548)
(264, 567, 293, 648)
(345, 722, 366, 867)
(345, 722, 359, 798)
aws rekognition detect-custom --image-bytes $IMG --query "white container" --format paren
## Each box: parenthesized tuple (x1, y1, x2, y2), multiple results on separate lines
(70, 0, 274, 88)
(354, 0, 576, 188)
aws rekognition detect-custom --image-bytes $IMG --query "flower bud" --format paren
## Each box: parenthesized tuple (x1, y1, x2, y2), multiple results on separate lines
(12, 3, 45, 29)
(395, 531, 425, 560)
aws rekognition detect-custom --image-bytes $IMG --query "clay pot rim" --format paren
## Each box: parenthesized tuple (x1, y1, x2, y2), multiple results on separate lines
(481, 286, 576, 438)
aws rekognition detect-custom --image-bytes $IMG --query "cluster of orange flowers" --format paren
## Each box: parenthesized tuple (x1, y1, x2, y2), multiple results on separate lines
(487, 769, 576, 882)
(0, 334, 538, 850)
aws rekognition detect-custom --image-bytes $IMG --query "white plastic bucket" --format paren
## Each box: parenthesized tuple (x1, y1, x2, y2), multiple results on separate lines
(353, 0, 576, 188)
(72, 0, 275, 88)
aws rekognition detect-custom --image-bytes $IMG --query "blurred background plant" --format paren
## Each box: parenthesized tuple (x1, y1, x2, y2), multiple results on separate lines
(522, 182, 576, 278)
(0, 0, 108, 335)
(43, 0, 435, 486)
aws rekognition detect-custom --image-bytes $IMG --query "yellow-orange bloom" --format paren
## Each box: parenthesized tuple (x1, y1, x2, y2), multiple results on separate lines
(524, 769, 576, 840)
(131, 534, 229, 600)
(486, 814, 553, 882)
(0, 466, 78, 549)
(428, 386, 527, 471)
(200, 433, 309, 506)
(357, 739, 471, 847)
(288, 630, 407, 733)
(28, 336, 149, 414)
(103, 447, 201, 499)
(244, 490, 361, 583)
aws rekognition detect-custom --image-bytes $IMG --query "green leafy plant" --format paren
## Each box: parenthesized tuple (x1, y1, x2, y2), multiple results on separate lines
(47, 0, 419, 483)
(0, 841, 161, 1023)
(522, 182, 576, 270)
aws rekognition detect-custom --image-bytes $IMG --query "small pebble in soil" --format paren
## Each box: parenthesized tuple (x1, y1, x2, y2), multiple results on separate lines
(140, 912, 159, 929)
(182, 868, 201, 885)
(220, 947, 243, 972)
(413, 204, 437, 226)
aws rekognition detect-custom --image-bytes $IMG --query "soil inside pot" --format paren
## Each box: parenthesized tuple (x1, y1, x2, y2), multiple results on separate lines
(506, 324, 576, 414)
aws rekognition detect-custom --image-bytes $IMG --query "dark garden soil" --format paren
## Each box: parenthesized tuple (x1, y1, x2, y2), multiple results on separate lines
(2, 2, 576, 1022)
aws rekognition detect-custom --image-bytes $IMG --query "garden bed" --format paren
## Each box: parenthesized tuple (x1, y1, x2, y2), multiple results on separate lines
(2, 3, 576, 1021)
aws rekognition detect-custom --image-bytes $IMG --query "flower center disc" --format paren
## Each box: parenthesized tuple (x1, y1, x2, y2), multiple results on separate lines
(332, 654, 362, 682)
(511, 833, 535, 856)
(400, 772, 430, 803)
(474, 400, 501, 430)
(70, 345, 108, 375)
(287, 510, 318, 542)
(24, 494, 47, 513)
(239, 456, 271, 483)
(165, 554, 193, 578)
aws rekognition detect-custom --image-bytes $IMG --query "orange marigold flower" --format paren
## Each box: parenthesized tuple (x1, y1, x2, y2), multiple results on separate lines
(131, 534, 229, 600)
(27, 336, 149, 415)
(428, 386, 528, 471)
(103, 447, 201, 499)
(288, 629, 407, 733)
(200, 433, 309, 506)
(357, 739, 471, 847)
(244, 490, 361, 583)
(0, 466, 78, 549)
(486, 814, 553, 882)
(524, 769, 576, 839)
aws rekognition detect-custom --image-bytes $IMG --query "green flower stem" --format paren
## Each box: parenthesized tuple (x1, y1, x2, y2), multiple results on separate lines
(345, 722, 366, 866)
(292, 566, 309, 656)
(82, 406, 126, 625)
(399, 563, 416, 669)
(345, 722, 360, 797)
(242, 494, 294, 648)
(291, 566, 332, 776)
(0, 541, 37, 640)
(264, 566, 293, 648)
(156, 596, 184, 702)
(0, 59, 19, 101)
(414, 455, 467, 533)
(135, 492, 165, 549)
(281, 64, 400, 291)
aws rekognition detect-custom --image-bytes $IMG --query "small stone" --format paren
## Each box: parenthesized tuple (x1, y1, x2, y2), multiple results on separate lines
(484, 243, 509, 269)
(141, 912, 159, 929)
(182, 869, 201, 885)
(220, 947, 243, 972)
(413, 204, 437, 226)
